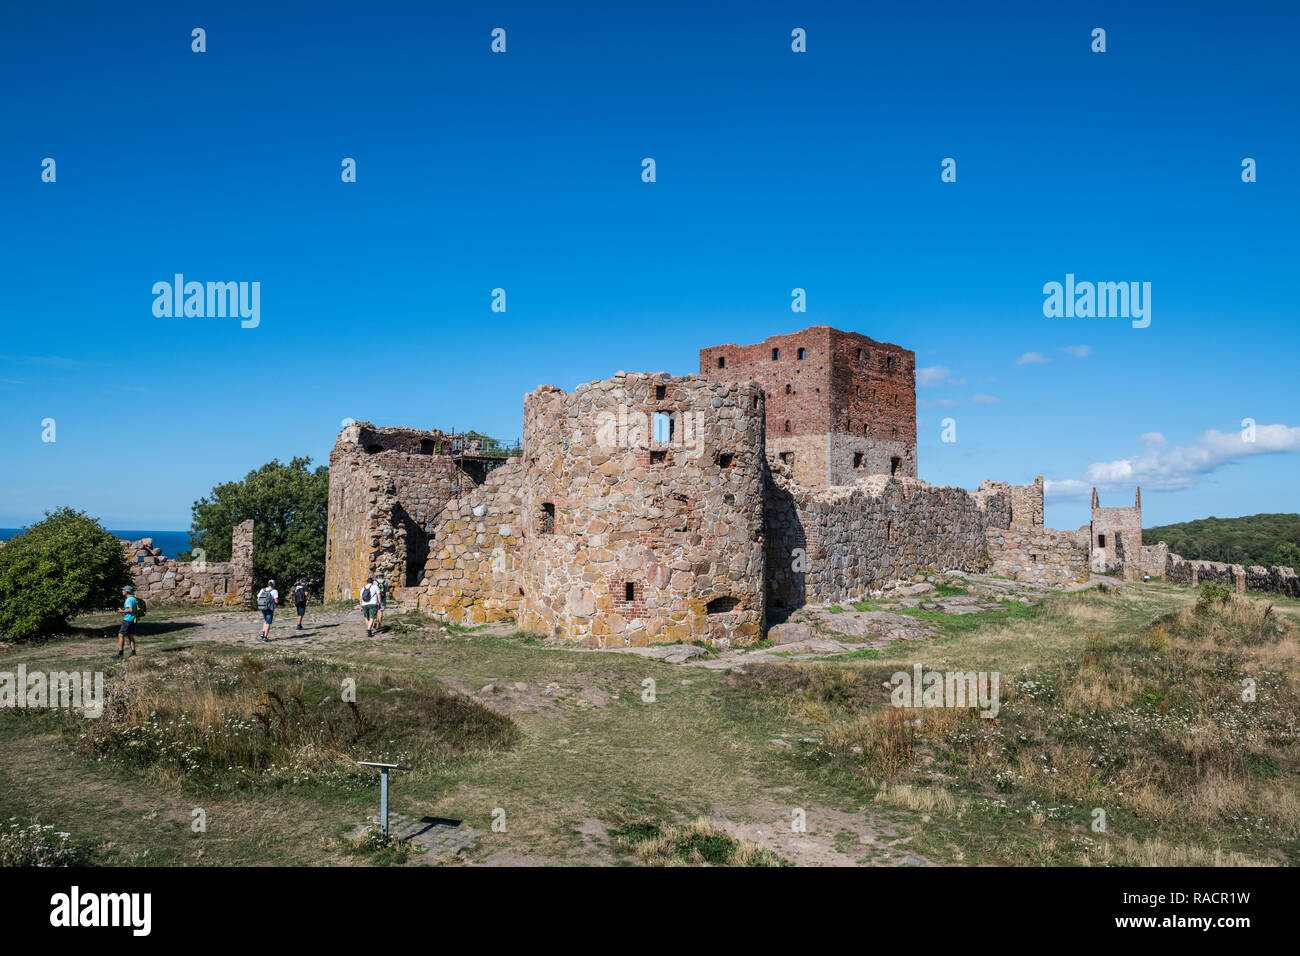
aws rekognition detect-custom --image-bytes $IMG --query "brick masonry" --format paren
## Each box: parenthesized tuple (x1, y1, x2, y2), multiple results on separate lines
(701, 326, 917, 487)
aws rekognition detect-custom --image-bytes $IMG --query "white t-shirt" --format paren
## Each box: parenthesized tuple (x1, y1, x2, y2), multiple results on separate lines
(360, 584, 379, 605)
(259, 587, 279, 606)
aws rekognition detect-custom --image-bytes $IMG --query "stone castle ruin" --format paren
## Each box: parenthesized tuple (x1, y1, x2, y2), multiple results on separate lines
(323, 324, 1296, 646)
(123, 520, 254, 606)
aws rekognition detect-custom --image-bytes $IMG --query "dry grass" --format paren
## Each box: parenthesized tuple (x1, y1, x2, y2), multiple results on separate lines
(610, 817, 785, 867)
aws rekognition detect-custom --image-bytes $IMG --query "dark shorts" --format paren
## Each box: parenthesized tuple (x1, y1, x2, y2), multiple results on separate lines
(295, 603, 307, 615)
(119, 621, 136, 637)
(363, 605, 379, 621)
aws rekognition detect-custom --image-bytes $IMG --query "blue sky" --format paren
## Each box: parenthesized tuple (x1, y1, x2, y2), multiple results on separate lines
(1, 0, 1296, 532)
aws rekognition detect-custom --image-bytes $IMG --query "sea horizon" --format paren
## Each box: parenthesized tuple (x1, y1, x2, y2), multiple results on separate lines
(0, 528, 192, 559)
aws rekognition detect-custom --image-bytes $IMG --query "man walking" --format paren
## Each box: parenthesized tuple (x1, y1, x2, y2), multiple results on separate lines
(116, 585, 138, 659)
(292, 578, 310, 630)
(359, 576, 380, 635)
(256, 579, 279, 642)
(375, 575, 389, 631)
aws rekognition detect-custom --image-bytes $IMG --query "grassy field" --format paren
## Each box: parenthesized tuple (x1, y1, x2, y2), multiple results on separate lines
(1, 580, 1295, 866)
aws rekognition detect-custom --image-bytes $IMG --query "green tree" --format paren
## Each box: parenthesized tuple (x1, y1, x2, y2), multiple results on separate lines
(182, 457, 329, 594)
(0, 508, 132, 641)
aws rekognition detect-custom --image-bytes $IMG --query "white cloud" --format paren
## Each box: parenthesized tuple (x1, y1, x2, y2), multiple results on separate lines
(1046, 423, 1300, 497)
(1017, 352, 1050, 365)
(972, 394, 1001, 404)
(1138, 431, 1166, 449)
(948, 377, 968, 386)
(917, 365, 951, 388)
(1061, 344, 1092, 359)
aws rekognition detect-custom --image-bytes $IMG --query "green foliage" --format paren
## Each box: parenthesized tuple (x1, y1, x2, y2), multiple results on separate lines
(182, 457, 328, 594)
(1144, 513, 1300, 568)
(1195, 581, 1235, 612)
(0, 820, 89, 866)
(0, 508, 132, 641)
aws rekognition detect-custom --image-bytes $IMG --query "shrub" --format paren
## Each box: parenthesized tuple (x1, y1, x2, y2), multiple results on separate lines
(1195, 581, 1234, 613)
(0, 820, 88, 866)
(0, 508, 132, 642)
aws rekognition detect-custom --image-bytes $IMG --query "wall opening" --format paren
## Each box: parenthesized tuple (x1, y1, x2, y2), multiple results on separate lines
(856, 347, 864, 361)
(783, 420, 791, 432)
(365, 444, 384, 454)
(797, 348, 806, 360)
(717, 356, 726, 368)
(540, 502, 555, 534)
(718, 452, 734, 469)
(780, 452, 794, 466)
(853, 452, 864, 469)
(652, 411, 672, 443)
(892, 427, 898, 439)
(1098, 534, 1106, 548)
(771, 347, 780, 360)
(655, 384, 666, 400)
(419, 438, 436, 455)
(890, 456, 901, 476)
(706, 596, 739, 614)
(887, 355, 894, 370)
(624, 581, 635, 601)
(785, 384, 792, 394)
(751, 395, 759, 408)
(650, 449, 667, 464)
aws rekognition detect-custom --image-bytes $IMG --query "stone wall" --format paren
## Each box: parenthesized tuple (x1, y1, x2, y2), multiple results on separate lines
(985, 527, 1089, 587)
(124, 520, 254, 606)
(1090, 487, 1142, 575)
(1135, 542, 1168, 580)
(1166, 553, 1299, 597)
(325, 422, 478, 600)
(417, 458, 525, 624)
(512, 372, 766, 647)
(1010, 477, 1045, 529)
(766, 474, 1013, 608)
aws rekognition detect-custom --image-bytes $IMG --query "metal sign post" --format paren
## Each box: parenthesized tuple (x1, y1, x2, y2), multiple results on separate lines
(356, 761, 410, 838)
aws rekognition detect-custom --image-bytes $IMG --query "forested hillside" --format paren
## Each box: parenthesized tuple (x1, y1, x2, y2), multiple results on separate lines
(1144, 513, 1300, 568)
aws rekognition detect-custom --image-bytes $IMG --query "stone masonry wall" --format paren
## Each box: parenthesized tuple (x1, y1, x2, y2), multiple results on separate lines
(766, 474, 1013, 608)
(325, 422, 476, 600)
(124, 520, 254, 606)
(418, 458, 525, 624)
(514, 372, 766, 647)
(985, 527, 1089, 587)
(1010, 477, 1045, 529)
(1166, 553, 1299, 597)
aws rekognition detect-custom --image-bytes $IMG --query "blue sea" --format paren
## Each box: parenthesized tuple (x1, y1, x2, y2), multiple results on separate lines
(0, 528, 193, 558)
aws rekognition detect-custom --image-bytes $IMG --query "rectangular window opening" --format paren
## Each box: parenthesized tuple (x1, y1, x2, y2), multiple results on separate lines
(540, 502, 555, 534)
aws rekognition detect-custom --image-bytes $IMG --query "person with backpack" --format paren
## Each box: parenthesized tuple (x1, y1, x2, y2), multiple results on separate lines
(116, 585, 140, 658)
(256, 579, 279, 642)
(359, 576, 380, 635)
(292, 578, 310, 630)
(375, 575, 389, 631)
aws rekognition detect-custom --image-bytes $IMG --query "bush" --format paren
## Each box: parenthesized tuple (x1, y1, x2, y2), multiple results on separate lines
(0, 820, 88, 866)
(1195, 581, 1234, 613)
(0, 508, 132, 642)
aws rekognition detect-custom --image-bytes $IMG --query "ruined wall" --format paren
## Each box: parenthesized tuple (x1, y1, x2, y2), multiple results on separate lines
(515, 373, 766, 647)
(1166, 554, 1299, 597)
(325, 422, 475, 600)
(1010, 477, 1045, 529)
(700, 325, 917, 486)
(418, 458, 525, 624)
(1090, 487, 1143, 575)
(985, 527, 1089, 587)
(1136, 542, 1168, 580)
(765, 474, 1012, 608)
(125, 520, 254, 606)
